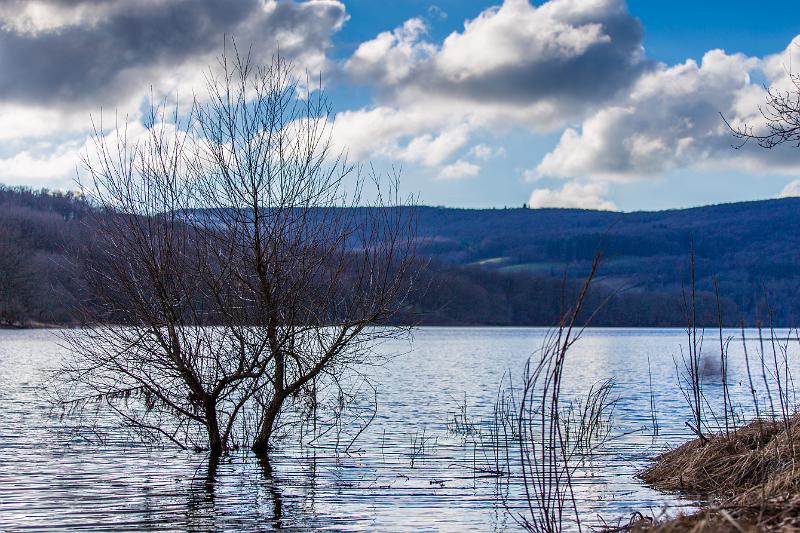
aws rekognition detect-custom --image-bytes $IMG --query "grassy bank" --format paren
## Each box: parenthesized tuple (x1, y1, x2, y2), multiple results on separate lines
(633, 417, 800, 531)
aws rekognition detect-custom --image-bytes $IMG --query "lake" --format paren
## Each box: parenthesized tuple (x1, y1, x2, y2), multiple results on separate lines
(0, 326, 785, 532)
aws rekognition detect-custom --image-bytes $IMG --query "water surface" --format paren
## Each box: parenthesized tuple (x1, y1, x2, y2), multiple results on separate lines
(2, 327, 778, 531)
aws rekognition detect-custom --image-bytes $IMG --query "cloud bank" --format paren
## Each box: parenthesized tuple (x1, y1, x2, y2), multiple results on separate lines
(533, 46, 800, 182)
(0, 0, 345, 109)
(0, 0, 347, 187)
(337, 0, 800, 209)
(2, 0, 800, 209)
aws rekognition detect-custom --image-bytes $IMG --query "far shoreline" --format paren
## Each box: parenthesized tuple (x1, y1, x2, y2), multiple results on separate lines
(5, 323, 800, 330)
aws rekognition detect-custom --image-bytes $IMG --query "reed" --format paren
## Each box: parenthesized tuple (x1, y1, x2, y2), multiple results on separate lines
(491, 254, 618, 533)
(647, 356, 659, 437)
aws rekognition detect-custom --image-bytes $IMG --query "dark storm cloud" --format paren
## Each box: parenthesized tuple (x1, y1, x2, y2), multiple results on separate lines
(0, 0, 346, 107)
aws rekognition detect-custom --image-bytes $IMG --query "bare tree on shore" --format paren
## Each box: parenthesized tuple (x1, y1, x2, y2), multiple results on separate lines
(57, 46, 418, 457)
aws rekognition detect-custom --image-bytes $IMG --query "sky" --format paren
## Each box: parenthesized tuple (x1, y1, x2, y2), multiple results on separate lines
(2, 0, 800, 211)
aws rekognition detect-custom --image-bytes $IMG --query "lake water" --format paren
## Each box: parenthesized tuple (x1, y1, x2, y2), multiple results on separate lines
(0, 327, 788, 532)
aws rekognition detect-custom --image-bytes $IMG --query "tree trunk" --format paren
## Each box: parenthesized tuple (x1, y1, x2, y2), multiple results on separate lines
(252, 395, 283, 454)
(206, 401, 224, 457)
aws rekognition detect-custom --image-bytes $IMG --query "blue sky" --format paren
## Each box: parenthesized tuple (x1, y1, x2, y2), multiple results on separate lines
(629, 1, 800, 65)
(1, 0, 800, 211)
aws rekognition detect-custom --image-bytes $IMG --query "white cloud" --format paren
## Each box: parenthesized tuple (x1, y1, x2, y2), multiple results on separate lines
(778, 179, 800, 198)
(437, 160, 480, 180)
(432, 0, 612, 82)
(347, 18, 435, 85)
(427, 5, 448, 21)
(522, 167, 543, 182)
(400, 125, 471, 166)
(349, 0, 645, 110)
(0, 103, 92, 141)
(0, 116, 167, 190)
(534, 43, 800, 182)
(332, 105, 463, 162)
(0, 0, 139, 34)
(528, 181, 616, 210)
(0, 147, 81, 188)
(0, 1, 347, 110)
(470, 143, 506, 160)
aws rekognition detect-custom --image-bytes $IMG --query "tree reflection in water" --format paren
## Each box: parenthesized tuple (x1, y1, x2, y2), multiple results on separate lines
(258, 454, 284, 530)
(180, 453, 292, 530)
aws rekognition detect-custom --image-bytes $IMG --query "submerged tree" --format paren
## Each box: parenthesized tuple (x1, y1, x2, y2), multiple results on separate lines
(57, 47, 417, 457)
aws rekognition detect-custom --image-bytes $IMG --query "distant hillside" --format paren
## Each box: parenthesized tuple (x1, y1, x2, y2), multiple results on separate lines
(411, 200, 800, 324)
(1, 183, 798, 327)
(0, 185, 88, 326)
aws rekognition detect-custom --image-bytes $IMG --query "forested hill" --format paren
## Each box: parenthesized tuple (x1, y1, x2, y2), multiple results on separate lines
(415, 199, 800, 270)
(410, 200, 800, 325)
(2, 183, 799, 327)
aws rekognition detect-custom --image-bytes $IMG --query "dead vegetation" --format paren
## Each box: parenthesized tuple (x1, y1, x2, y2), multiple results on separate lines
(632, 417, 800, 531)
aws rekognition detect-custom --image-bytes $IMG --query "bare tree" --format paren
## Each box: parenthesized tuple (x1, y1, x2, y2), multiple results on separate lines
(187, 48, 417, 453)
(57, 46, 417, 458)
(725, 67, 800, 148)
(59, 103, 253, 456)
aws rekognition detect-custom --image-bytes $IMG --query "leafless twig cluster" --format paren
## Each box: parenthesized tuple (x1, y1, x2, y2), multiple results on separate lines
(725, 69, 800, 149)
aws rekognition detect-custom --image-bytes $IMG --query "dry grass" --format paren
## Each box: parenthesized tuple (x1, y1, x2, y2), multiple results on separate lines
(631, 417, 800, 532)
